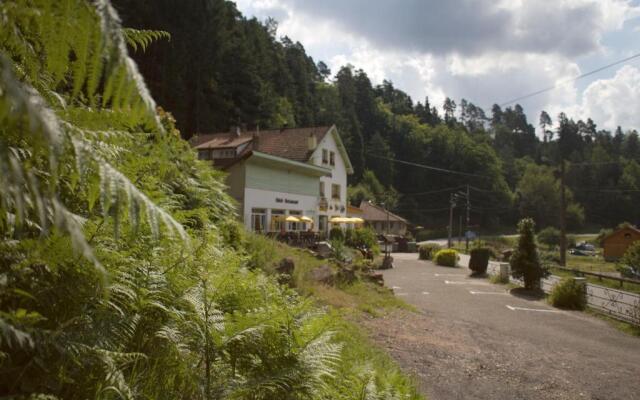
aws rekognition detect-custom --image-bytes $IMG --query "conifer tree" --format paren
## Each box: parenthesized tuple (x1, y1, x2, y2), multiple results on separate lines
(510, 218, 546, 290)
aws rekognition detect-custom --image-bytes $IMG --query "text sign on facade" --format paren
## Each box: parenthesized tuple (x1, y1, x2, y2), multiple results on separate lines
(275, 197, 299, 205)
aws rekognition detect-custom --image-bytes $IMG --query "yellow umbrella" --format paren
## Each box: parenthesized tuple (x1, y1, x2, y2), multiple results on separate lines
(349, 217, 365, 224)
(286, 216, 300, 222)
(299, 216, 313, 223)
(329, 217, 350, 223)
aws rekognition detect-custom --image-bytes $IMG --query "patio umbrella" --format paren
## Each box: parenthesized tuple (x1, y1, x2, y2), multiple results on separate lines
(329, 217, 351, 223)
(299, 216, 313, 223)
(349, 217, 365, 224)
(285, 216, 300, 222)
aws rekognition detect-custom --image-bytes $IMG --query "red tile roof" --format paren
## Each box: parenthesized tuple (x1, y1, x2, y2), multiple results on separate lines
(191, 126, 332, 163)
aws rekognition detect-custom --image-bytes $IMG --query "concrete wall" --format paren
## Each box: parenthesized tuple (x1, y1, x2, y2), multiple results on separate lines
(245, 161, 317, 197)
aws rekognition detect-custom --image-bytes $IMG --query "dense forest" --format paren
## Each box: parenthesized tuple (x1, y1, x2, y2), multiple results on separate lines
(113, 0, 640, 232)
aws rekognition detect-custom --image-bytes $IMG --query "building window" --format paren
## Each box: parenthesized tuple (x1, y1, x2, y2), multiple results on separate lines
(251, 208, 266, 232)
(329, 151, 335, 166)
(322, 149, 328, 164)
(331, 184, 340, 199)
(198, 150, 210, 160)
(271, 209, 285, 232)
(319, 181, 325, 197)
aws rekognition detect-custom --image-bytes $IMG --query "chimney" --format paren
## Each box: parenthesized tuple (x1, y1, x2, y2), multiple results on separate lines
(252, 131, 260, 149)
(307, 133, 317, 151)
(280, 122, 288, 133)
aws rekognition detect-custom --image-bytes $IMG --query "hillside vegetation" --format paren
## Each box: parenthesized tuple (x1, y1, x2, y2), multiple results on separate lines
(115, 0, 640, 231)
(0, 1, 421, 398)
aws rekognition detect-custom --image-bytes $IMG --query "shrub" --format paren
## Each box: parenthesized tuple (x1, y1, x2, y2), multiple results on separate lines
(538, 227, 561, 249)
(330, 227, 344, 241)
(418, 243, 441, 260)
(434, 249, 458, 267)
(510, 218, 547, 290)
(469, 247, 491, 274)
(621, 241, 640, 270)
(549, 277, 586, 310)
(345, 227, 380, 255)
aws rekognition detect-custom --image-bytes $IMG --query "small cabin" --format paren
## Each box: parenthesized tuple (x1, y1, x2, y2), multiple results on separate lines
(602, 226, 640, 261)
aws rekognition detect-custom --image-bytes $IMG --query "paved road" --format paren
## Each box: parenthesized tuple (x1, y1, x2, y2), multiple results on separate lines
(361, 253, 640, 400)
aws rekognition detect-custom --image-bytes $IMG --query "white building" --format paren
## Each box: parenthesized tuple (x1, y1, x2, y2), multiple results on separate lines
(191, 125, 353, 234)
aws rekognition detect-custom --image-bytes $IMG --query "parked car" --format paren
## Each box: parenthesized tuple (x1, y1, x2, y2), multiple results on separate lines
(570, 241, 597, 256)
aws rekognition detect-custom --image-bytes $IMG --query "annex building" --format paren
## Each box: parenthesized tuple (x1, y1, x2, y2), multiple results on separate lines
(191, 125, 353, 234)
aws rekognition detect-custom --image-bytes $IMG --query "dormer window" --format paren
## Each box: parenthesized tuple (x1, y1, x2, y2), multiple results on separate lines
(322, 149, 328, 164)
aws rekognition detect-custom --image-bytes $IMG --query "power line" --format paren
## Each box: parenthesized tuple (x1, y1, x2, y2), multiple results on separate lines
(499, 51, 640, 107)
(367, 153, 491, 179)
(402, 185, 465, 196)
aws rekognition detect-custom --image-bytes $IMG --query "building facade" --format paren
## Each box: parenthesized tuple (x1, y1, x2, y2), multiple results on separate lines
(602, 225, 640, 261)
(359, 200, 408, 236)
(191, 126, 353, 234)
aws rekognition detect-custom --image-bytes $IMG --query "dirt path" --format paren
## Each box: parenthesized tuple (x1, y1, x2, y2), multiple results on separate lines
(361, 253, 640, 400)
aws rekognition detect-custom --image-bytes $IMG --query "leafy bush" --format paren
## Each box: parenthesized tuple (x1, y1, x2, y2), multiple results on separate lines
(419, 243, 441, 260)
(510, 218, 547, 290)
(330, 227, 345, 241)
(621, 241, 640, 269)
(469, 247, 491, 274)
(538, 227, 561, 249)
(345, 227, 380, 255)
(549, 277, 586, 310)
(434, 249, 458, 267)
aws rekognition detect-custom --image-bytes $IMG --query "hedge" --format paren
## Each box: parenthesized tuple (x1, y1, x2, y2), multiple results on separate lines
(418, 243, 441, 260)
(434, 249, 458, 267)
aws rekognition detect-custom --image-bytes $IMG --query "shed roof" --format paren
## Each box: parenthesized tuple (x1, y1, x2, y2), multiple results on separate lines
(359, 200, 407, 223)
(602, 225, 640, 242)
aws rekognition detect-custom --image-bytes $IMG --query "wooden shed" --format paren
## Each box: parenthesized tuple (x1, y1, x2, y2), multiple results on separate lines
(602, 225, 640, 261)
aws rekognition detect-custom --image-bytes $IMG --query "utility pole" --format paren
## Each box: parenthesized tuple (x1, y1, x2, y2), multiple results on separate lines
(448, 193, 454, 248)
(458, 215, 462, 244)
(559, 160, 567, 266)
(386, 204, 390, 257)
(465, 184, 470, 252)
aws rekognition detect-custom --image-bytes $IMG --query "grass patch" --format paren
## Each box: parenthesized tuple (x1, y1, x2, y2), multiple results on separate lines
(550, 267, 640, 294)
(489, 274, 510, 285)
(585, 308, 640, 337)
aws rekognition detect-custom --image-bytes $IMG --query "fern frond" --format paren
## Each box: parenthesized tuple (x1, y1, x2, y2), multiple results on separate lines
(123, 28, 170, 53)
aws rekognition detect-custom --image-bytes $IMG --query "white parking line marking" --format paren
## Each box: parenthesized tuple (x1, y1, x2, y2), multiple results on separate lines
(435, 273, 466, 277)
(392, 286, 402, 289)
(506, 305, 562, 313)
(444, 280, 489, 285)
(396, 293, 409, 296)
(422, 291, 430, 295)
(469, 291, 509, 295)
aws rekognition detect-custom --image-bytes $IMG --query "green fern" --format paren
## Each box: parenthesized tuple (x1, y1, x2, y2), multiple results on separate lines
(123, 28, 170, 52)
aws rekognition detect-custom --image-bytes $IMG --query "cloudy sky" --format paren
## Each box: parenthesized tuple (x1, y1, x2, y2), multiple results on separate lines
(234, 0, 640, 133)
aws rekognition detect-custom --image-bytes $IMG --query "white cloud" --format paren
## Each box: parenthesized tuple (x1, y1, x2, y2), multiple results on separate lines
(577, 65, 640, 130)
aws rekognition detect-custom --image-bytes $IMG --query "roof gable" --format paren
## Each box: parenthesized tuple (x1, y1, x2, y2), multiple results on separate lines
(603, 225, 640, 242)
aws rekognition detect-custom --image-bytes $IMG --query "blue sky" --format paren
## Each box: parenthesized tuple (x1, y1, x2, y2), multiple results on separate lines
(235, 0, 640, 133)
